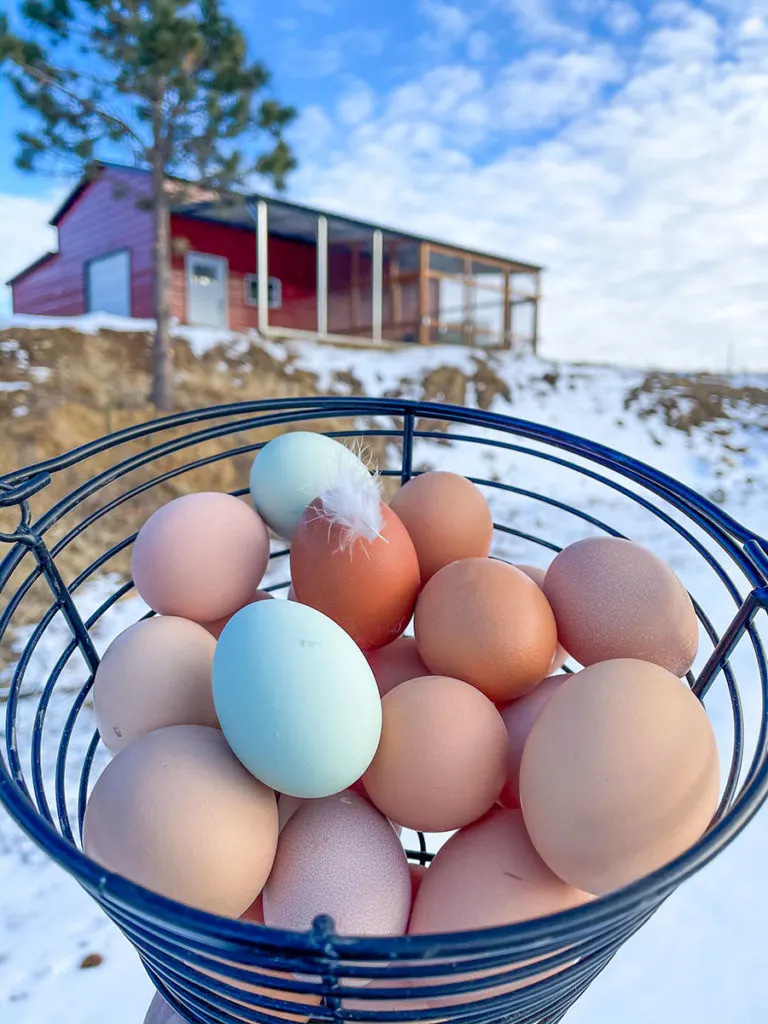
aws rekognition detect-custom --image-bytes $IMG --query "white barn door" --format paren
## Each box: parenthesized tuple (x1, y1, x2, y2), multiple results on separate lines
(86, 250, 131, 317)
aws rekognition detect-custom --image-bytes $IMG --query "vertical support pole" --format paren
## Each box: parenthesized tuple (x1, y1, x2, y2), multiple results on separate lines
(463, 256, 473, 347)
(418, 243, 429, 344)
(256, 199, 269, 334)
(372, 228, 383, 342)
(503, 270, 512, 348)
(316, 214, 328, 337)
(390, 245, 401, 342)
(531, 270, 541, 354)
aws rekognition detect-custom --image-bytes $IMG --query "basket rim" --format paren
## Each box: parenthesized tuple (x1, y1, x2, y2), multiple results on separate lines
(1, 396, 768, 961)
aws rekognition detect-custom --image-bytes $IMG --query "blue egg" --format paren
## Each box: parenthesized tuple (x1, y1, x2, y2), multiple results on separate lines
(213, 600, 382, 798)
(249, 431, 370, 540)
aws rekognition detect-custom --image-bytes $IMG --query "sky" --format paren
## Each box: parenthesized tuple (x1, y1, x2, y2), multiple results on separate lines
(1, 0, 768, 369)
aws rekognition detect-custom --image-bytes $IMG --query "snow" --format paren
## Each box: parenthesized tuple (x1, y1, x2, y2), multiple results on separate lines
(1, 335, 767, 1023)
(0, 381, 31, 392)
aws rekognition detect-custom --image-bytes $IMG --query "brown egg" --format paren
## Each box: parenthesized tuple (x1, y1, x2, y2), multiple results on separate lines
(542, 537, 699, 677)
(498, 674, 566, 809)
(414, 559, 557, 702)
(131, 492, 271, 623)
(93, 616, 218, 754)
(201, 589, 274, 639)
(520, 660, 720, 895)
(365, 636, 430, 697)
(83, 725, 278, 917)
(408, 863, 428, 907)
(410, 808, 590, 934)
(389, 472, 493, 582)
(362, 675, 507, 832)
(515, 565, 569, 671)
(290, 498, 421, 650)
(347, 810, 589, 1019)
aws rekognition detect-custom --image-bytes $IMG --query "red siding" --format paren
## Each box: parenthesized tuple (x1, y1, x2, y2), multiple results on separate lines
(170, 215, 318, 331)
(12, 168, 154, 318)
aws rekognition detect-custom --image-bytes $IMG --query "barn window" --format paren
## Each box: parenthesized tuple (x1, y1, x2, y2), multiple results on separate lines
(244, 274, 282, 309)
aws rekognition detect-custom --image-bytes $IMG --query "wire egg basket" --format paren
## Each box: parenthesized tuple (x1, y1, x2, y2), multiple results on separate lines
(1, 397, 767, 1024)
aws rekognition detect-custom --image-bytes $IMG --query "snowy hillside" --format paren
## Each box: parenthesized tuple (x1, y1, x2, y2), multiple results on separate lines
(1, 323, 767, 1024)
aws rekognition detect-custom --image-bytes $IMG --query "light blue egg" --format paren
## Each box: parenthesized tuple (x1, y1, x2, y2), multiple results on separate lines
(248, 431, 370, 541)
(213, 600, 382, 798)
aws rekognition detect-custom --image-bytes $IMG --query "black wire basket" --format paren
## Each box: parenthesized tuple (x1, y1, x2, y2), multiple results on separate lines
(1, 397, 767, 1024)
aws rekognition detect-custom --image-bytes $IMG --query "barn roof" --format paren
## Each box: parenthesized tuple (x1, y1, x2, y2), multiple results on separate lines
(47, 161, 543, 273)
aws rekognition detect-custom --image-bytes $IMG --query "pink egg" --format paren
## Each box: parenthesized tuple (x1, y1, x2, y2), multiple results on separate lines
(365, 636, 430, 697)
(498, 675, 566, 809)
(201, 589, 274, 639)
(93, 616, 218, 754)
(131, 492, 270, 622)
(263, 791, 411, 936)
(278, 794, 305, 832)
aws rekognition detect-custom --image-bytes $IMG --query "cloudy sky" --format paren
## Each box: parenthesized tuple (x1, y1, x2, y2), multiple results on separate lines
(1, 0, 767, 369)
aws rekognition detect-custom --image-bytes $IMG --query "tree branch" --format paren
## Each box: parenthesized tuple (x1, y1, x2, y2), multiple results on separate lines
(10, 58, 147, 151)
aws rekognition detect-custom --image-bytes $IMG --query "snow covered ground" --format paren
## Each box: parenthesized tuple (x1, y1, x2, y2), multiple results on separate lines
(1, 328, 767, 1023)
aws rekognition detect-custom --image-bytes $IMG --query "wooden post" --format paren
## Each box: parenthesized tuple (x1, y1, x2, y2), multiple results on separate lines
(463, 256, 473, 346)
(418, 243, 429, 344)
(350, 243, 361, 334)
(503, 270, 512, 348)
(531, 271, 541, 354)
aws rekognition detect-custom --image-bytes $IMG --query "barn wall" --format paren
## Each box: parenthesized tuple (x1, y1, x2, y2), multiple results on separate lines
(11, 168, 154, 317)
(170, 215, 319, 331)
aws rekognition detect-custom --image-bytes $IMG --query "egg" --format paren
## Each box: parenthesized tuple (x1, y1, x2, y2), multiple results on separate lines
(290, 482, 421, 650)
(83, 725, 278, 917)
(249, 431, 372, 540)
(408, 863, 427, 907)
(542, 537, 699, 677)
(520, 660, 720, 895)
(414, 558, 557, 702)
(389, 472, 494, 582)
(515, 565, 569, 671)
(93, 616, 218, 754)
(263, 791, 411, 936)
(347, 810, 589, 1020)
(362, 675, 507, 832)
(131, 492, 270, 623)
(498, 675, 566, 809)
(278, 794, 305, 832)
(410, 808, 591, 934)
(365, 636, 430, 697)
(213, 600, 382, 798)
(201, 589, 274, 639)
(143, 992, 181, 1024)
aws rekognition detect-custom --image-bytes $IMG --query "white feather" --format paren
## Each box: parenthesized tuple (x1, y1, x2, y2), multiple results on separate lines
(315, 455, 384, 551)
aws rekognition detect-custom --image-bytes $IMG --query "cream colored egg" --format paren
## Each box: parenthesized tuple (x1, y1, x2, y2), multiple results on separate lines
(93, 616, 217, 754)
(84, 725, 278, 917)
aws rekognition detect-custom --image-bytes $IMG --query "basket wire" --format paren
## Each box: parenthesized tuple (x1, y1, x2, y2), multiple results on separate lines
(1, 396, 767, 1024)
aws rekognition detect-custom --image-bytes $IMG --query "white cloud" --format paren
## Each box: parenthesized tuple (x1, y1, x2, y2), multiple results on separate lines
(467, 29, 494, 61)
(497, 0, 585, 42)
(289, 105, 336, 155)
(495, 45, 625, 130)
(337, 82, 376, 126)
(419, 0, 472, 40)
(289, 12, 768, 371)
(603, 1, 641, 35)
(0, 192, 63, 316)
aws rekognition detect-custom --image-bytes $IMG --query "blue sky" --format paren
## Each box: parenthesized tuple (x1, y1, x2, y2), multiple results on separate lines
(2, 0, 768, 369)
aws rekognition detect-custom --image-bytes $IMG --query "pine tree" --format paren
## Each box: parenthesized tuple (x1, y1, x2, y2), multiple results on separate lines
(0, 1, 297, 409)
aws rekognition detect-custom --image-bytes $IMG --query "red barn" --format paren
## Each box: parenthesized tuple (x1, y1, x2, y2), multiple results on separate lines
(8, 163, 543, 349)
